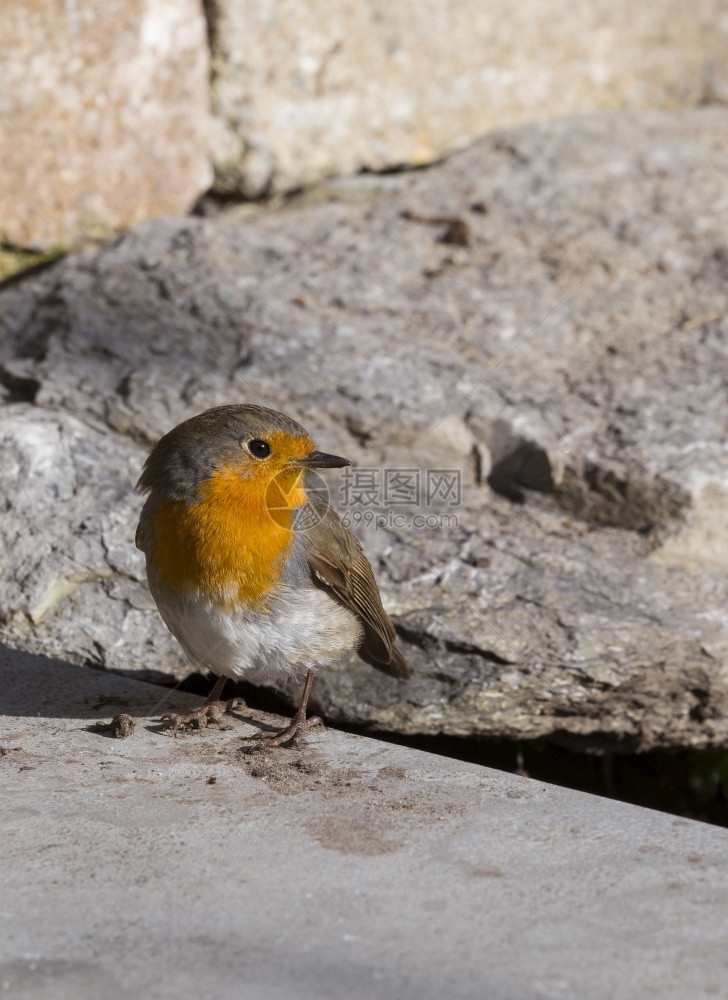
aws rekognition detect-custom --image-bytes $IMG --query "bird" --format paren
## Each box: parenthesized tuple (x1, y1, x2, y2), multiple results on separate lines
(135, 404, 408, 748)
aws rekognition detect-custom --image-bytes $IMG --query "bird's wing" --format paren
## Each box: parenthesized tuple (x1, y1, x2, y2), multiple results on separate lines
(299, 489, 409, 679)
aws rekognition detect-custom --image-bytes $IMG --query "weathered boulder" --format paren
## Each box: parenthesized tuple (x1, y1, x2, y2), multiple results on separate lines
(2, 109, 728, 753)
(208, 0, 728, 196)
(0, 0, 211, 250)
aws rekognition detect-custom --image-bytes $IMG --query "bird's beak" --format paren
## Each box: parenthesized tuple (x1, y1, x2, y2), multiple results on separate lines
(296, 450, 351, 469)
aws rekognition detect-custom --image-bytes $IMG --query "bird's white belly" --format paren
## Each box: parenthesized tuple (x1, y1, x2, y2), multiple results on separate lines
(151, 579, 362, 683)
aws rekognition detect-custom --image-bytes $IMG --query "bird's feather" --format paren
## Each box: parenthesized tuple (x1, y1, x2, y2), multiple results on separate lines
(300, 489, 409, 679)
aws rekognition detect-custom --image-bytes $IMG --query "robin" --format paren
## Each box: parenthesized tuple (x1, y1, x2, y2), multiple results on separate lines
(135, 404, 408, 748)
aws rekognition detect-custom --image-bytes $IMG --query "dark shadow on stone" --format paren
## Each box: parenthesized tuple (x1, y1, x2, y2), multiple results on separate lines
(0, 644, 191, 721)
(555, 461, 691, 534)
(0, 365, 40, 402)
(487, 440, 555, 502)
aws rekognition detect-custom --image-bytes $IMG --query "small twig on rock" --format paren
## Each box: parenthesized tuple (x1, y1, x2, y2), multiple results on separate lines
(401, 210, 472, 247)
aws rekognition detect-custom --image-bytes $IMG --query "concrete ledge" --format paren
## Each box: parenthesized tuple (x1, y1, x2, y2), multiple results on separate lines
(1, 646, 726, 999)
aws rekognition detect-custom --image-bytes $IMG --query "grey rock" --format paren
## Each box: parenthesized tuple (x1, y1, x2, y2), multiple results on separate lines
(2, 108, 728, 752)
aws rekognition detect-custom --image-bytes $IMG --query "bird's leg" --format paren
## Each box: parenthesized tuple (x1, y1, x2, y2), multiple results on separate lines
(241, 668, 322, 751)
(161, 676, 242, 736)
(207, 675, 227, 703)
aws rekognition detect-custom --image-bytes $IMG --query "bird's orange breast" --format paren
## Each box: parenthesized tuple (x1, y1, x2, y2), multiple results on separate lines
(150, 464, 306, 610)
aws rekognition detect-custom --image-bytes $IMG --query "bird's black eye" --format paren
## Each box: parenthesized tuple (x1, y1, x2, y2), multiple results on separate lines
(248, 439, 271, 459)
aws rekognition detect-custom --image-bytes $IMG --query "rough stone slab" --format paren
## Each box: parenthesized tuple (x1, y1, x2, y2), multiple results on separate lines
(208, 0, 728, 196)
(1, 647, 727, 1000)
(0, 0, 211, 249)
(2, 110, 728, 752)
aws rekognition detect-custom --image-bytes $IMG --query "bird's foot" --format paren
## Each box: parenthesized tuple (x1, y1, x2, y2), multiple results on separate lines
(240, 713, 323, 752)
(161, 698, 242, 737)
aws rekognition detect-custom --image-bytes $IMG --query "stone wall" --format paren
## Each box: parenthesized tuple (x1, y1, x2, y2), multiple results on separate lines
(0, 0, 211, 250)
(1, 0, 727, 252)
(208, 0, 728, 197)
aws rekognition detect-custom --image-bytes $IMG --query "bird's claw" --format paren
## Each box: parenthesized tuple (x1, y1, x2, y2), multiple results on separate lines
(240, 714, 323, 752)
(161, 698, 242, 736)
